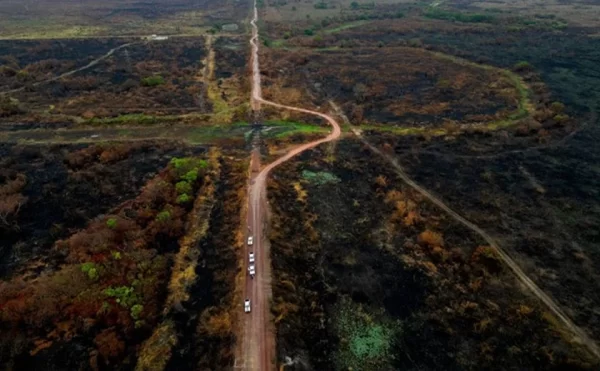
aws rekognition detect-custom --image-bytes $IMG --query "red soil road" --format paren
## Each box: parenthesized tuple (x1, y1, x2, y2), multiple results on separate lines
(233, 1, 342, 370)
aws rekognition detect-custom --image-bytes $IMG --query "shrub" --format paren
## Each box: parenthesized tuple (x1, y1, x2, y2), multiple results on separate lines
(176, 194, 191, 204)
(130, 304, 144, 320)
(198, 159, 208, 168)
(514, 61, 533, 71)
(141, 75, 165, 87)
(549, 101, 565, 114)
(81, 262, 99, 281)
(418, 229, 444, 247)
(175, 181, 192, 195)
(16, 70, 29, 81)
(181, 170, 198, 182)
(156, 210, 171, 222)
(304, 29, 314, 36)
(104, 286, 139, 308)
(170, 157, 190, 169)
(553, 114, 569, 123)
(106, 218, 118, 229)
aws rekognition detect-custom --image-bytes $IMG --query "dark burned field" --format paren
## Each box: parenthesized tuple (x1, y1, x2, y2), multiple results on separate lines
(1, 37, 208, 121)
(267, 139, 597, 370)
(0, 141, 245, 370)
(0, 35, 249, 127)
(261, 47, 523, 127)
(261, 4, 600, 369)
(384, 116, 600, 341)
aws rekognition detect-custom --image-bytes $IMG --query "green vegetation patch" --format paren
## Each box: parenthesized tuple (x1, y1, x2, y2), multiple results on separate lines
(87, 113, 176, 126)
(324, 20, 370, 34)
(424, 9, 496, 23)
(333, 298, 399, 370)
(141, 75, 165, 87)
(261, 120, 328, 138)
(301, 170, 341, 185)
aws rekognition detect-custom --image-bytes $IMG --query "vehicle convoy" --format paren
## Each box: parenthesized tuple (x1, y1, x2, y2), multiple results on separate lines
(249, 252, 255, 263)
(247, 236, 253, 245)
(244, 299, 251, 313)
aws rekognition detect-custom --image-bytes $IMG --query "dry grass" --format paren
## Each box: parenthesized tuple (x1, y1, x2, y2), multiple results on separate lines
(165, 148, 221, 312)
(135, 321, 178, 371)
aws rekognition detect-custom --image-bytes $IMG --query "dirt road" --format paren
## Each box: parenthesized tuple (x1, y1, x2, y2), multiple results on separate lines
(234, 1, 341, 370)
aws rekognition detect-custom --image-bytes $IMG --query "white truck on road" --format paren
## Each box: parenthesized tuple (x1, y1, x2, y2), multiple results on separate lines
(244, 299, 251, 313)
(248, 264, 255, 278)
(249, 252, 255, 263)
(247, 236, 253, 245)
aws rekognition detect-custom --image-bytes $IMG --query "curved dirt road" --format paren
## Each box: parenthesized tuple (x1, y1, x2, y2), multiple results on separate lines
(234, 2, 341, 370)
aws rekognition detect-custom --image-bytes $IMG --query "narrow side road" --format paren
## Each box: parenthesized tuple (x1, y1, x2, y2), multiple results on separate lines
(0, 42, 137, 96)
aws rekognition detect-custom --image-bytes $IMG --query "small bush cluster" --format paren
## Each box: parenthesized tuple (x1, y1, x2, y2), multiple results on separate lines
(141, 75, 165, 87)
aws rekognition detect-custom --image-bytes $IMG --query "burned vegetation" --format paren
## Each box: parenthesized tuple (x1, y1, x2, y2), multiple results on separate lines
(0, 143, 244, 370)
(0, 38, 209, 123)
(261, 47, 524, 128)
(267, 140, 597, 370)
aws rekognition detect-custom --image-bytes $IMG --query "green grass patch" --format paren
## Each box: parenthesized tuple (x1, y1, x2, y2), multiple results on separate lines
(141, 75, 165, 87)
(260, 120, 328, 138)
(87, 113, 178, 126)
(333, 298, 399, 370)
(301, 170, 341, 185)
(271, 39, 286, 48)
(324, 20, 369, 34)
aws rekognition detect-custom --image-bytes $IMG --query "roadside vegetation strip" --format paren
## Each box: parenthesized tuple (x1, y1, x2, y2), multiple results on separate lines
(323, 20, 370, 34)
(136, 150, 220, 371)
(330, 101, 600, 360)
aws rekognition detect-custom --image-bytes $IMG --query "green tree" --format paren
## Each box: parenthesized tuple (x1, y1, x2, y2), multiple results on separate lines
(176, 194, 191, 204)
(181, 170, 198, 182)
(176, 181, 192, 195)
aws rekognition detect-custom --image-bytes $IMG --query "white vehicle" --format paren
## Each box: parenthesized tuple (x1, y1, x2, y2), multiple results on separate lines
(248, 264, 256, 278)
(247, 236, 253, 245)
(249, 252, 255, 264)
(244, 299, 251, 313)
